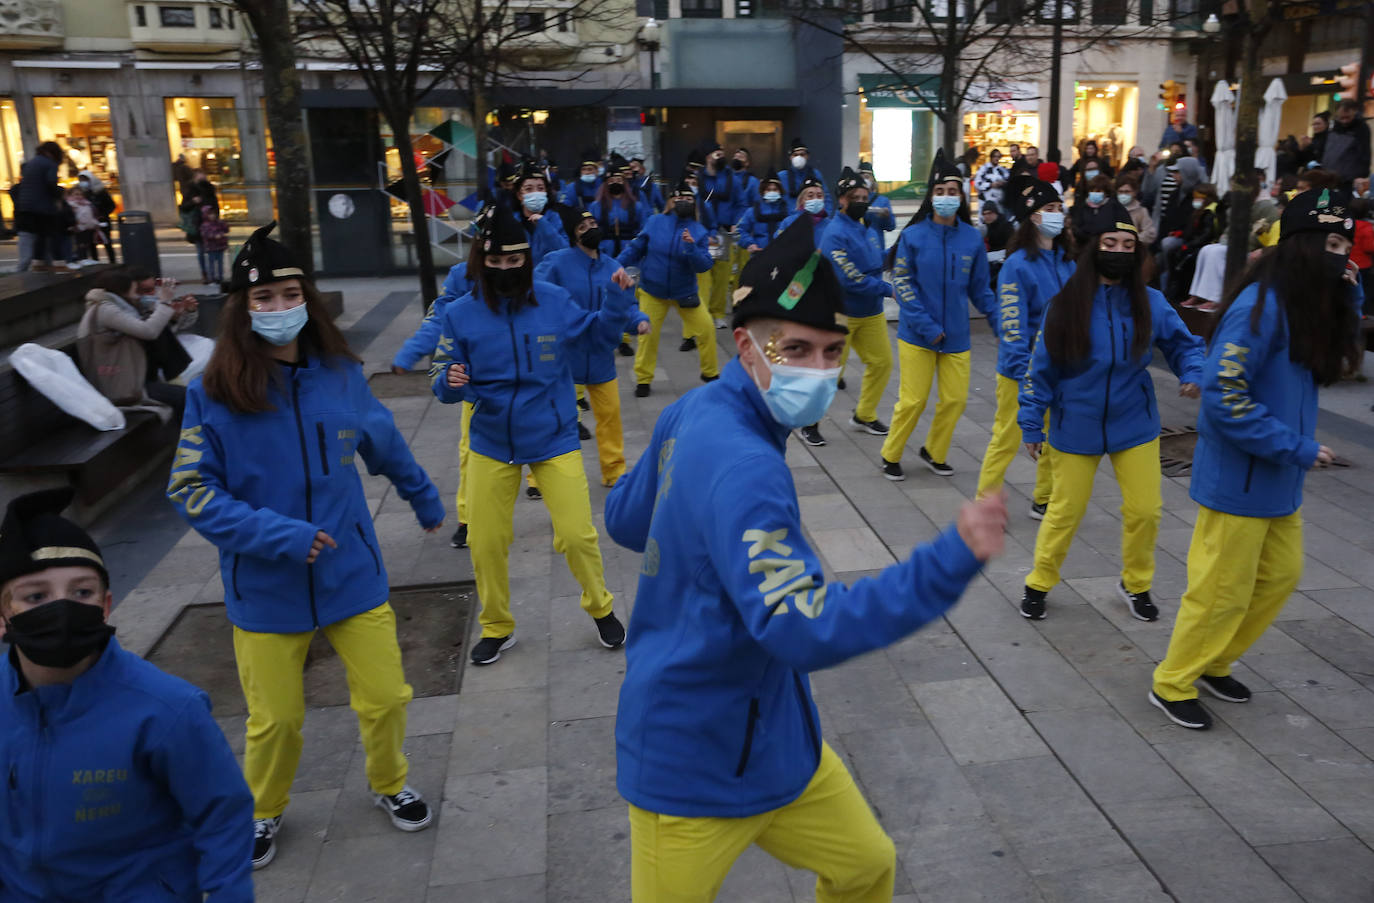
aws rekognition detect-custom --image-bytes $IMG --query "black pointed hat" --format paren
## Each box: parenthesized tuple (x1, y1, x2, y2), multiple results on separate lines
(496, 160, 519, 185)
(0, 488, 108, 590)
(515, 160, 547, 187)
(1280, 187, 1354, 241)
(835, 166, 864, 196)
(229, 221, 307, 293)
(789, 137, 808, 155)
(928, 149, 963, 189)
(858, 160, 875, 174)
(670, 177, 696, 198)
(732, 217, 847, 334)
(474, 204, 531, 255)
(685, 148, 706, 172)
(1080, 199, 1138, 237)
(607, 151, 631, 176)
(1005, 174, 1060, 220)
(580, 147, 601, 167)
(800, 176, 825, 193)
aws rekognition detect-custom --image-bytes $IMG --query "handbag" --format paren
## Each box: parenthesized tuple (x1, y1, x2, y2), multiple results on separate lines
(144, 325, 193, 381)
(179, 208, 200, 242)
(77, 304, 148, 405)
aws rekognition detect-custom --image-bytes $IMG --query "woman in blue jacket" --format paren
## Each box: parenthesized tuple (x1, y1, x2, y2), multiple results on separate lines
(617, 180, 720, 397)
(0, 489, 254, 903)
(588, 164, 651, 259)
(1017, 201, 1205, 621)
(880, 151, 997, 480)
(535, 211, 651, 486)
(736, 175, 790, 253)
(858, 161, 895, 248)
(1151, 189, 1361, 730)
(774, 177, 831, 238)
(975, 175, 1076, 516)
(168, 224, 446, 869)
(431, 207, 632, 666)
(512, 165, 569, 263)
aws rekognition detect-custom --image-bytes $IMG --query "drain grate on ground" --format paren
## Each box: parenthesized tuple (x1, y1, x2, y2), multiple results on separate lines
(146, 583, 475, 718)
(367, 370, 435, 398)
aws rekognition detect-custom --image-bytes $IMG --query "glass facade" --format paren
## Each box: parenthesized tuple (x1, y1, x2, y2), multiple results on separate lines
(1072, 82, 1140, 169)
(165, 97, 248, 219)
(0, 99, 21, 223)
(32, 96, 121, 206)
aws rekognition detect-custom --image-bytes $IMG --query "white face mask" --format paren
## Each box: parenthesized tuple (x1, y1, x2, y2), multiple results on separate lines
(1192, 199, 1204, 209)
(791, 155, 807, 169)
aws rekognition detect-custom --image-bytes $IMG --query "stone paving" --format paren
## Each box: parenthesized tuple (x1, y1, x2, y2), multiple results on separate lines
(100, 280, 1374, 902)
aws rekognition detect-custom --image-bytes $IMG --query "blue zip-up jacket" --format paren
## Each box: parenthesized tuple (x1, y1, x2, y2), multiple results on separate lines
(559, 177, 602, 211)
(616, 213, 715, 304)
(169, 360, 445, 633)
(392, 263, 474, 371)
(777, 165, 834, 214)
(0, 639, 253, 903)
(633, 174, 665, 213)
(735, 198, 791, 251)
(429, 279, 631, 463)
(699, 167, 738, 231)
(863, 193, 895, 248)
(1019, 284, 1205, 455)
(994, 247, 1075, 380)
(892, 218, 998, 352)
(523, 214, 570, 263)
(1191, 284, 1322, 518)
(733, 171, 760, 223)
(589, 198, 651, 258)
(534, 248, 648, 385)
(605, 359, 983, 818)
(775, 209, 831, 243)
(819, 211, 892, 318)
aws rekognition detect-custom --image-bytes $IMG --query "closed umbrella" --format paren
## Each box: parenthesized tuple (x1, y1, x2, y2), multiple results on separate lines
(1210, 79, 1236, 192)
(1255, 77, 1288, 181)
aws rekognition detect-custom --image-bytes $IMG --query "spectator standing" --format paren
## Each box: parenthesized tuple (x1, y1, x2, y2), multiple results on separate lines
(974, 149, 1010, 209)
(1115, 174, 1157, 247)
(1159, 109, 1200, 149)
(1351, 197, 1374, 314)
(199, 205, 231, 286)
(76, 170, 117, 263)
(66, 186, 105, 264)
(13, 141, 63, 272)
(1321, 99, 1372, 190)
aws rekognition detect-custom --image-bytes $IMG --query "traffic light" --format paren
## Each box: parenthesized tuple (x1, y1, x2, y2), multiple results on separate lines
(1158, 79, 1178, 112)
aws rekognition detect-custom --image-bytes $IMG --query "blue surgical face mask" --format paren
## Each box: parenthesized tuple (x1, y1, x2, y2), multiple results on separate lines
(763, 191, 782, 202)
(523, 191, 547, 213)
(1036, 211, 1064, 238)
(747, 330, 841, 429)
(250, 303, 308, 346)
(803, 197, 825, 215)
(931, 195, 961, 217)
(1087, 191, 1105, 205)
(1116, 193, 1134, 207)
(580, 173, 597, 184)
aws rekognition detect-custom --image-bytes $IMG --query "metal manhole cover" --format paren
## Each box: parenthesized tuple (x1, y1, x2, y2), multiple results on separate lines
(145, 583, 475, 717)
(367, 370, 434, 398)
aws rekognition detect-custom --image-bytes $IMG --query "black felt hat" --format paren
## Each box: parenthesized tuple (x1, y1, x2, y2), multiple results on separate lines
(496, 160, 518, 185)
(0, 488, 108, 591)
(1280, 187, 1354, 242)
(800, 176, 824, 193)
(607, 152, 631, 176)
(515, 160, 547, 188)
(732, 217, 847, 334)
(1005, 175, 1060, 220)
(670, 178, 696, 199)
(580, 147, 601, 167)
(474, 205, 531, 255)
(228, 221, 307, 293)
(789, 137, 808, 155)
(1079, 198, 1137, 237)
(759, 174, 783, 191)
(835, 166, 864, 196)
(928, 149, 963, 188)
(685, 148, 706, 172)
(858, 160, 875, 174)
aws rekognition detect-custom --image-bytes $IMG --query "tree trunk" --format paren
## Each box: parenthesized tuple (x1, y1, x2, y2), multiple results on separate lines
(471, 83, 491, 205)
(1224, 2, 1269, 286)
(940, 15, 960, 157)
(387, 111, 440, 305)
(247, 1, 313, 273)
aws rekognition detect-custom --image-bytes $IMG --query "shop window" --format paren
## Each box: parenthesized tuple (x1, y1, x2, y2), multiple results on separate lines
(1091, 0, 1126, 23)
(209, 7, 234, 28)
(166, 97, 248, 218)
(0, 99, 22, 222)
(513, 11, 545, 32)
(159, 6, 196, 27)
(30, 97, 121, 209)
(680, 0, 723, 19)
(875, 0, 914, 23)
(1072, 83, 1138, 170)
(134, 4, 146, 26)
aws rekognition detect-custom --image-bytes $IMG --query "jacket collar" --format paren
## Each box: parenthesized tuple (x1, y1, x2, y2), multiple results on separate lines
(3, 636, 127, 724)
(721, 358, 791, 450)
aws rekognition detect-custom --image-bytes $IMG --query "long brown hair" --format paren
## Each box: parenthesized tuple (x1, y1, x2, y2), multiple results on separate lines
(1041, 237, 1151, 366)
(202, 280, 359, 413)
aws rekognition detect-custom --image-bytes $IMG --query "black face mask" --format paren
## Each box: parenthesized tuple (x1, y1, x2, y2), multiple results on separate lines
(673, 201, 696, 218)
(579, 228, 604, 249)
(731, 159, 745, 171)
(5, 599, 113, 669)
(486, 266, 527, 297)
(847, 201, 870, 221)
(1095, 248, 1136, 281)
(1326, 250, 1351, 283)
(607, 182, 625, 196)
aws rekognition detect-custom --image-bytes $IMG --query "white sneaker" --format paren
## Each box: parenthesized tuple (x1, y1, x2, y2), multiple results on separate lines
(714, 317, 728, 329)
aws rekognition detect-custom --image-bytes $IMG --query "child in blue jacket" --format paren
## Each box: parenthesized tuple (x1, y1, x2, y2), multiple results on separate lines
(1017, 202, 1204, 622)
(736, 176, 790, 253)
(0, 489, 254, 903)
(880, 151, 998, 479)
(168, 224, 446, 870)
(975, 176, 1076, 516)
(1151, 189, 1363, 730)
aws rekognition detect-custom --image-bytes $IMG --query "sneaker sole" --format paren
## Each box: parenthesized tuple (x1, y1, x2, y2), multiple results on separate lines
(596, 627, 626, 649)
(1148, 691, 1210, 729)
(849, 418, 888, 436)
(251, 845, 276, 870)
(1028, 507, 1046, 521)
(471, 635, 517, 666)
(1020, 606, 1046, 620)
(373, 795, 433, 832)
(880, 464, 905, 482)
(1117, 584, 1159, 622)
(1198, 679, 1250, 704)
(799, 436, 826, 447)
(921, 458, 954, 476)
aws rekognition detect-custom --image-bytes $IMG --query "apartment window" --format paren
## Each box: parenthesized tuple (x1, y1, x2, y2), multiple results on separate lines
(208, 7, 234, 28)
(1037, 0, 1080, 21)
(513, 11, 545, 31)
(874, 0, 913, 22)
(159, 5, 196, 27)
(681, 0, 723, 18)
(1091, 0, 1126, 23)
(987, 0, 1028, 22)
(927, 0, 968, 20)
(555, 11, 570, 31)
(134, 4, 147, 26)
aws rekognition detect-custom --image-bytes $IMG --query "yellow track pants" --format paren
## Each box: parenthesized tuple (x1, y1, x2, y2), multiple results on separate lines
(976, 373, 1054, 504)
(577, 379, 627, 487)
(697, 239, 733, 320)
(467, 449, 613, 638)
(234, 603, 412, 819)
(880, 342, 969, 464)
(839, 313, 893, 424)
(1027, 438, 1161, 594)
(1153, 507, 1303, 700)
(633, 289, 719, 386)
(628, 744, 895, 903)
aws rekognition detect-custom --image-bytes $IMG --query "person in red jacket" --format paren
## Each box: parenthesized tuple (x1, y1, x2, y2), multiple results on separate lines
(1349, 197, 1374, 317)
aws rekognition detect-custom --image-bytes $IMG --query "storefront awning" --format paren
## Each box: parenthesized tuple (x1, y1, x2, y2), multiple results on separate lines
(859, 73, 941, 110)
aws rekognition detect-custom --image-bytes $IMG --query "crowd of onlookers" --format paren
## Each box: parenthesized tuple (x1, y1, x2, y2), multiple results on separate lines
(7, 141, 119, 273)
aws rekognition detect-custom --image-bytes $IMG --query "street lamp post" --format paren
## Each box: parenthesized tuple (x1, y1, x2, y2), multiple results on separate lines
(640, 18, 662, 91)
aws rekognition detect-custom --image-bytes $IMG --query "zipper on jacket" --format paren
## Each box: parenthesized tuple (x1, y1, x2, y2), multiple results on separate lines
(548, 397, 563, 432)
(506, 317, 521, 464)
(1243, 455, 1255, 493)
(231, 554, 240, 599)
(942, 230, 949, 344)
(315, 422, 330, 476)
(1102, 299, 1116, 454)
(355, 523, 381, 574)
(290, 376, 320, 627)
(734, 698, 761, 777)
(523, 334, 534, 371)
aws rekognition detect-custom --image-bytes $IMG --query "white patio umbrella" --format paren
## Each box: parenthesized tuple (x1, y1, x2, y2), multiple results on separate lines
(1255, 77, 1289, 182)
(1210, 79, 1236, 191)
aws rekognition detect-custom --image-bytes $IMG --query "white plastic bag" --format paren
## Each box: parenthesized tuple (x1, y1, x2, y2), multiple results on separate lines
(172, 334, 215, 386)
(9, 343, 126, 432)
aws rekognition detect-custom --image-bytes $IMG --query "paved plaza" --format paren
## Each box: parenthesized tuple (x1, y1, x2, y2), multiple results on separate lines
(97, 278, 1374, 902)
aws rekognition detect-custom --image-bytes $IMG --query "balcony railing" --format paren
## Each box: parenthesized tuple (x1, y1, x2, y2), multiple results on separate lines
(0, 0, 64, 49)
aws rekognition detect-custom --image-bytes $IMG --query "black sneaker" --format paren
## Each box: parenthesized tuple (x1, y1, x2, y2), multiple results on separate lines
(1118, 582, 1159, 622)
(849, 414, 889, 436)
(919, 446, 954, 476)
(470, 633, 515, 665)
(1021, 586, 1047, 620)
(1029, 501, 1048, 521)
(1198, 674, 1251, 703)
(881, 459, 905, 481)
(635, 383, 651, 398)
(373, 785, 432, 832)
(577, 396, 591, 411)
(526, 486, 542, 500)
(618, 341, 635, 357)
(700, 373, 718, 383)
(679, 337, 696, 351)
(837, 377, 847, 391)
(578, 422, 591, 440)
(799, 425, 826, 447)
(1149, 691, 1213, 729)
(252, 815, 282, 870)
(450, 523, 468, 549)
(594, 612, 626, 649)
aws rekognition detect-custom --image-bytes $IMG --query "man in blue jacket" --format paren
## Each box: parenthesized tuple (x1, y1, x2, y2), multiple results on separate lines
(698, 144, 738, 328)
(559, 148, 603, 211)
(605, 217, 1008, 902)
(857, 161, 895, 248)
(0, 489, 254, 902)
(777, 137, 834, 214)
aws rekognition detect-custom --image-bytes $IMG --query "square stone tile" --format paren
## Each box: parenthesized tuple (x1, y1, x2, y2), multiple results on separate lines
(910, 676, 1050, 765)
(449, 687, 549, 775)
(431, 767, 547, 887)
(547, 716, 618, 815)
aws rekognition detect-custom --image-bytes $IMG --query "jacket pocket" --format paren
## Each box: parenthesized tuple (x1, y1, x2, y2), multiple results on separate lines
(230, 554, 241, 599)
(1243, 455, 1256, 493)
(734, 698, 761, 777)
(1141, 383, 1154, 420)
(355, 523, 381, 575)
(315, 422, 330, 476)
(548, 398, 564, 433)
